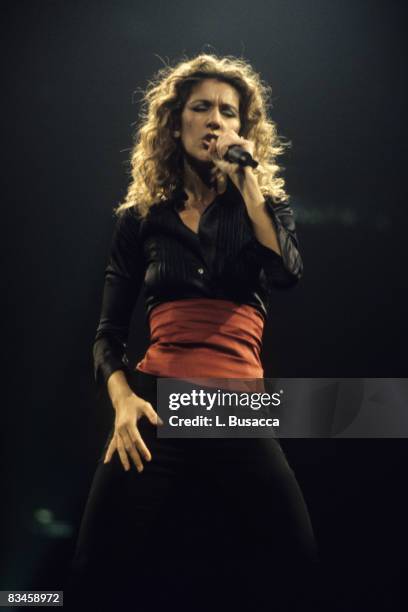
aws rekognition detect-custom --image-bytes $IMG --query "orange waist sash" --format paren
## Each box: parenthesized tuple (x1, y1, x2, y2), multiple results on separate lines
(135, 298, 265, 381)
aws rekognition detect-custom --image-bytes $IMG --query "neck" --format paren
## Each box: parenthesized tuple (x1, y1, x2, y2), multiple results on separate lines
(182, 153, 218, 209)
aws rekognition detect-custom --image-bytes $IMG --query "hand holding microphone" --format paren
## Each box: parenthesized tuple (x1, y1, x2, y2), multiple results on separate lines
(207, 131, 259, 170)
(223, 144, 258, 168)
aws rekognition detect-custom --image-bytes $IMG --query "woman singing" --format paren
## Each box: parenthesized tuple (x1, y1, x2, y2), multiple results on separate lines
(66, 54, 320, 612)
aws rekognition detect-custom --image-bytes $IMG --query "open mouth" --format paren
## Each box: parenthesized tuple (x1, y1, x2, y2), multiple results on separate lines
(202, 135, 217, 150)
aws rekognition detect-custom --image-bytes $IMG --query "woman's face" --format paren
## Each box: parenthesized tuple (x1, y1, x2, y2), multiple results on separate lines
(179, 78, 241, 163)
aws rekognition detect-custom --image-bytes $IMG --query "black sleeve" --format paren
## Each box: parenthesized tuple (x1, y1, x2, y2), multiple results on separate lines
(92, 208, 145, 397)
(250, 196, 304, 289)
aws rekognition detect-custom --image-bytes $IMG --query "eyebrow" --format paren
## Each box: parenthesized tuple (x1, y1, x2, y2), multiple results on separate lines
(189, 98, 239, 113)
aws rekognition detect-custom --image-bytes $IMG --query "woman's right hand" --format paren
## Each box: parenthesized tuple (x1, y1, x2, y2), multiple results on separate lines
(103, 392, 162, 473)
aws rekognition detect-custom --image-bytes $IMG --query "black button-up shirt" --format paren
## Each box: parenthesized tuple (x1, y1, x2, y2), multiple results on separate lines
(93, 178, 303, 390)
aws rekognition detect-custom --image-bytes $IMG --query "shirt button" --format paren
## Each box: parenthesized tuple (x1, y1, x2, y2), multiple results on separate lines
(197, 267, 204, 275)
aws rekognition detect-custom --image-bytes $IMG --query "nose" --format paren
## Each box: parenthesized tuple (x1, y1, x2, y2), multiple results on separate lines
(206, 107, 223, 130)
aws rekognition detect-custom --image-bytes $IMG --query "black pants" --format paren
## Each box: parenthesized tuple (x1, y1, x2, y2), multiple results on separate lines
(65, 370, 321, 612)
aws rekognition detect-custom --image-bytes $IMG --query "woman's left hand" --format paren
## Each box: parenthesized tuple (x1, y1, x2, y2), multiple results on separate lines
(207, 129, 255, 191)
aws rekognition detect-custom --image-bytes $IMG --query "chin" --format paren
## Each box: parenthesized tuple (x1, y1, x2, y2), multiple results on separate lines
(184, 148, 213, 168)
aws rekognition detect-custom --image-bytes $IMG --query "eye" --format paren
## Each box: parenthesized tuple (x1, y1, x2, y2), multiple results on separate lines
(191, 104, 237, 116)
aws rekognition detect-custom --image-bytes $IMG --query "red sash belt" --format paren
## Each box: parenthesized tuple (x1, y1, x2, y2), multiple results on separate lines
(135, 298, 265, 380)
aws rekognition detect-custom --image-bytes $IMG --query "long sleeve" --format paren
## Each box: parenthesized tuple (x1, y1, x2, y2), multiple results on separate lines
(92, 208, 145, 396)
(250, 196, 303, 289)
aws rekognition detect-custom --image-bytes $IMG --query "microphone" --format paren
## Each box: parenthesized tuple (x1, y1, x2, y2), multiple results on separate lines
(224, 145, 258, 168)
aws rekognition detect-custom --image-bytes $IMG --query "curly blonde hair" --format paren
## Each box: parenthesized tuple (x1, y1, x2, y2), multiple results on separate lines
(116, 53, 291, 218)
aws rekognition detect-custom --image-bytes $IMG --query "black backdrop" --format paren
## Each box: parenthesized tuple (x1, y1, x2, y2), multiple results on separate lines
(2, 1, 407, 610)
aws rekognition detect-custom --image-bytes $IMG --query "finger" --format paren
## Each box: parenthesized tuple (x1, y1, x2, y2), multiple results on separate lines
(103, 438, 116, 463)
(118, 426, 134, 454)
(217, 140, 229, 159)
(207, 140, 229, 166)
(217, 133, 243, 158)
(116, 436, 131, 472)
(214, 158, 236, 175)
(124, 424, 150, 465)
(119, 427, 145, 471)
(208, 148, 227, 171)
(143, 402, 163, 426)
(208, 139, 220, 160)
(127, 446, 144, 473)
(129, 426, 152, 462)
(121, 426, 148, 471)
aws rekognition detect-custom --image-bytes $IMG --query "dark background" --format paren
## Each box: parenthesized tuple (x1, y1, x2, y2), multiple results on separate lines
(2, 1, 407, 610)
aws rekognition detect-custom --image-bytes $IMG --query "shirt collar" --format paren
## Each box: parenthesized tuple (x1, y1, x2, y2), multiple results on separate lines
(171, 176, 235, 212)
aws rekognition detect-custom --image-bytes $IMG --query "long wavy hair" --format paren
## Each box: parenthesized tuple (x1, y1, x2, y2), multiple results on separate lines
(116, 53, 291, 218)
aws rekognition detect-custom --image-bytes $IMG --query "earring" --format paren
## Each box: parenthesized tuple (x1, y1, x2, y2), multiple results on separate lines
(173, 130, 181, 138)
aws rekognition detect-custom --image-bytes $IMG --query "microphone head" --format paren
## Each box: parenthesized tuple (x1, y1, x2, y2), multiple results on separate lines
(225, 145, 259, 168)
